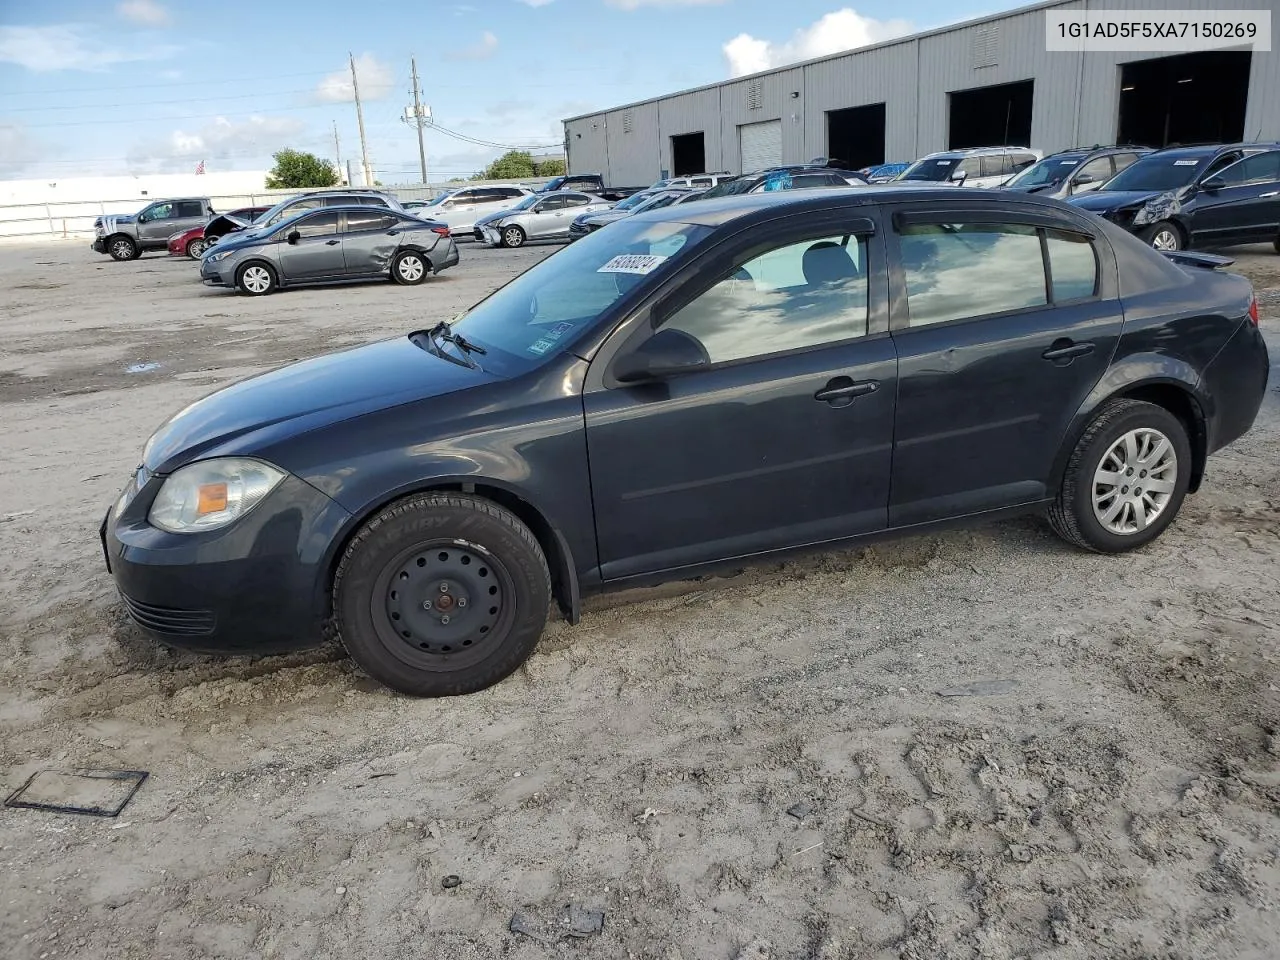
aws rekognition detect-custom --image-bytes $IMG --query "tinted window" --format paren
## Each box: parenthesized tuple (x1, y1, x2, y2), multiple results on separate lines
(1046, 230, 1098, 301)
(1112, 153, 1142, 173)
(956, 157, 983, 179)
(1013, 153, 1038, 171)
(292, 212, 340, 238)
(268, 198, 322, 225)
(902, 157, 958, 182)
(980, 156, 1009, 178)
(176, 200, 205, 217)
(900, 222, 1046, 327)
(146, 202, 174, 220)
(1008, 155, 1084, 187)
(1074, 156, 1114, 184)
(357, 195, 391, 207)
(1203, 151, 1242, 179)
(538, 196, 568, 211)
(1216, 151, 1280, 186)
(790, 173, 839, 189)
(345, 210, 399, 232)
(1102, 154, 1207, 192)
(496, 188, 525, 199)
(663, 234, 869, 364)
(563, 193, 593, 207)
(692, 177, 712, 187)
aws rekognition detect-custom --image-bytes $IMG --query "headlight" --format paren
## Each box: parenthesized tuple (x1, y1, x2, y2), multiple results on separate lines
(148, 458, 285, 534)
(1130, 205, 1156, 227)
(206, 249, 233, 262)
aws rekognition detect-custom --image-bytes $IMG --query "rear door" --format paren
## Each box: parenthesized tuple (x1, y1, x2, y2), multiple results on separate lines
(341, 209, 403, 275)
(1189, 150, 1280, 246)
(276, 211, 345, 281)
(172, 200, 209, 234)
(885, 203, 1122, 525)
(584, 212, 896, 579)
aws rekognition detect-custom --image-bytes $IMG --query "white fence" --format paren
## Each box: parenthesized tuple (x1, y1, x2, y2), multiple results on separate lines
(0, 179, 557, 241)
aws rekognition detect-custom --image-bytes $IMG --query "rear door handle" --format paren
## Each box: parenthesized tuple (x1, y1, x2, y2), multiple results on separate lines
(325, 239, 340, 245)
(814, 378, 878, 406)
(1042, 340, 1095, 362)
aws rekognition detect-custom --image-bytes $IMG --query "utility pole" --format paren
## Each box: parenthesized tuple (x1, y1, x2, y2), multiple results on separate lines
(410, 57, 428, 185)
(332, 121, 342, 181)
(349, 52, 373, 186)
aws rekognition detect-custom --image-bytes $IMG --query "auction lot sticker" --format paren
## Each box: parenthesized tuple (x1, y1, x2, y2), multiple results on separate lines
(1046, 10, 1271, 52)
(598, 254, 668, 275)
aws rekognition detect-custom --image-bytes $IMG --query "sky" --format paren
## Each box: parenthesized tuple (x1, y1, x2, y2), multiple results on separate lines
(0, 0, 998, 184)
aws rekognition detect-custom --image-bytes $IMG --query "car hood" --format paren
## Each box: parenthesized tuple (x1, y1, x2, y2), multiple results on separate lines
(1002, 182, 1062, 194)
(585, 210, 628, 225)
(98, 213, 137, 233)
(1068, 189, 1163, 212)
(142, 336, 498, 473)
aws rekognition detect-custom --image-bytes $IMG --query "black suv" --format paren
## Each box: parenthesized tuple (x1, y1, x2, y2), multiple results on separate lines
(1068, 143, 1280, 252)
(1003, 145, 1151, 200)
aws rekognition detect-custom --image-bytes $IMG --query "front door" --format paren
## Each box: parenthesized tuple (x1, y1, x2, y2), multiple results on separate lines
(1190, 150, 1280, 246)
(136, 202, 178, 244)
(885, 207, 1123, 526)
(527, 195, 569, 238)
(584, 219, 897, 580)
(276, 211, 345, 281)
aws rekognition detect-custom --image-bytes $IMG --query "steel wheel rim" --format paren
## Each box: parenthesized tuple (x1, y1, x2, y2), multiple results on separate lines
(1092, 428, 1177, 535)
(397, 255, 424, 281)
(112, 239, 133, 258)
(242, 265, 271, 293)
(504, 228, 522, 246)
(370, 538, 516, 670)
(1151, 229, 1178, 251)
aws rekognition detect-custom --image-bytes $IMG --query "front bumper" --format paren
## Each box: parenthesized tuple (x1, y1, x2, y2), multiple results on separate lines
(200, 255, 235, 287)
(102, 470, 353, 654)
(92, 237, 107, 253)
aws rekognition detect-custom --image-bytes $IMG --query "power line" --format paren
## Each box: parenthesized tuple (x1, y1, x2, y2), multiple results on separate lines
(0, 70, 340, 97)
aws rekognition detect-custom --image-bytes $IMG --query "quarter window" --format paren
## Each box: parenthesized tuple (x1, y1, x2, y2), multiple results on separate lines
(292, 212, 340, 238)
(1046, 230, 1098, 301)
(662, 234, 870, 364)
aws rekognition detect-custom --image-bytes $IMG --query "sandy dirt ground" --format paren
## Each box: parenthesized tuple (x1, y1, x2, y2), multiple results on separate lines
(1, 236, 1279, 960)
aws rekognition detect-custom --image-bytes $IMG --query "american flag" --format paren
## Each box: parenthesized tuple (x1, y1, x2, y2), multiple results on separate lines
(195, 160, 206, 175)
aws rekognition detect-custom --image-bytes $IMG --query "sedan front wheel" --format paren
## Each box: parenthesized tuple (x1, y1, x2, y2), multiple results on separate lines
(501, 225, 526, 249)
(1142, 221, 1182, 252)
(235, 262, 277, 296)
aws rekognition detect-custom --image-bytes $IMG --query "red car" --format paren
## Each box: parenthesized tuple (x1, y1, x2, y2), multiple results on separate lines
(167, 206, 270, 259)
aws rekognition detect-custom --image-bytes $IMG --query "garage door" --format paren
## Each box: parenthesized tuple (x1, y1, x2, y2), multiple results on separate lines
(739, 120, 782, 174)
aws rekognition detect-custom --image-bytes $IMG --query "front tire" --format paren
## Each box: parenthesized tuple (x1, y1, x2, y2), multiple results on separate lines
(1048, 399, 1191, 553)
(334, 493, 551, 696)
(235, 262, 277, 296)
(186, 237, 206, 259)
(392, 250, 428, 285)
(501, 225, 526, 249)
(109, 235, 139, 261)
(1142, 221, 1182, 252)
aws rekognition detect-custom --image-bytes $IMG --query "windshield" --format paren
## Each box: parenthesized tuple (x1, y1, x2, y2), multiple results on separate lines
(509, 194, 540, 212)
(1008, 155, 1084, 187)
(1101, 154, 1205, 192)
(612, 192, 653, 211)
(634, 192, 680, 212)
(702, 176, 761, 198)
(537, 177, 567, 193)
(451, 218, 712, 374)
(901, 157, 959, 182)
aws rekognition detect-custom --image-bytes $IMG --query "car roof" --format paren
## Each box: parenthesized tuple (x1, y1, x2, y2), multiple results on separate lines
(924, 146, 1038, 158)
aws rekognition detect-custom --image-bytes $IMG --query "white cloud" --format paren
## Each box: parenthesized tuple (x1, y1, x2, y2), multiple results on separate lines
(607, 0, 724, 9)
(517, 0, 555, 6)
(448, 31, 499, 61)
(313, 54, 396, 103)
(126, 115, 306, 173)
(723, 8, 913, 77)
(0, 123, 51, 178)
(0, 24, 179, 72)
(117, 0, 172, 26)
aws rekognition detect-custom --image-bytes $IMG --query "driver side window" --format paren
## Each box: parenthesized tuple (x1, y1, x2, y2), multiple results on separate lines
(662, 234, 870, 365)
(144, 202, 174, 221)
(1203, 151, 1242, 180)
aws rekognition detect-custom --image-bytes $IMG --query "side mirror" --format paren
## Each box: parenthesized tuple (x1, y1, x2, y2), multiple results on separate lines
(614, 328, 710, 383)
(949, 169, 967, 184)
(1200, 176, 1226, 192)
(286, 230, 300, 244)
(1072, 173, 1097, 186)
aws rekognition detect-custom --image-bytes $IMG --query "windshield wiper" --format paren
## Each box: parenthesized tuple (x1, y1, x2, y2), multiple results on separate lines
(409, 321, 486, 369)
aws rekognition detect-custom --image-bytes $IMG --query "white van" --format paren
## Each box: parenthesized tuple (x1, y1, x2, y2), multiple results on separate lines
(898, 147, 1043, 189)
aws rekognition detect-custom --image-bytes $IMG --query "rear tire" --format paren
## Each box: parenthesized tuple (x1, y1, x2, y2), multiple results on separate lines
(1048, 399, 1191, 553)
(501, 225, 526, 249)
(185, 237, 206, 259)
(334, 493, 551, 696)
(235, 261, 277, 296)
(1141, 221, 1182, 252)
(109, 235, 139, 261)
(391, 250, 428, 285)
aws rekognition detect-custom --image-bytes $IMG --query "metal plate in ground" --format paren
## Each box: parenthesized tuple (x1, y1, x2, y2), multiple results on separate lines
(4, 769, 148, 817)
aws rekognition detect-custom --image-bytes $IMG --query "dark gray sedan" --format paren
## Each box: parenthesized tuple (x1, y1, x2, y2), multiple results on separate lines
(200, 206, 459, 296)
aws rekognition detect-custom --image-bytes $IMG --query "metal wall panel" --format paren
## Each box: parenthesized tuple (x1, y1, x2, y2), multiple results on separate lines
(657, 88, 724, 176)
(718, 67, 806, 173)
(802, 39, 921, 163)
(604, 101, 661, 187)
(565, 117, 609, 177)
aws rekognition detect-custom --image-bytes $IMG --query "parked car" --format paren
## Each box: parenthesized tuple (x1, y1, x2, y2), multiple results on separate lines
(1067, 143, 1280, 252)
(414, 184, 533, 237)
(899, 147, 1042, 189)
(568, 189, 691, 240)
(168, 206, 270, 259)
(199, 206, 457, 295)
(699, 168, 853, 199)
(650, 173, 732, 190)
(1002, 147, 1151, 200)
(860, 162, 911, 183)
(473, 191, 613, 247)
(216, 189, 408, 243)
(101, 187, 1268, 697)
(94, 198, 214, 261)
(535, 173, 644, 201)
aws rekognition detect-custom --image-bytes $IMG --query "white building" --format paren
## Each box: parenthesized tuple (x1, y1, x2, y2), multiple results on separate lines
(564, 0, 1280, 184)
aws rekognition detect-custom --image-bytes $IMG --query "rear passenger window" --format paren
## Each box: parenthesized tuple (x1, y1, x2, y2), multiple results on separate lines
(980, 156, 1008, 178)
(899, 223, 1046, 326)
(1046, 230, 1098, 301)
(662, 234, 869, 364)
(176, 201, 205, 217)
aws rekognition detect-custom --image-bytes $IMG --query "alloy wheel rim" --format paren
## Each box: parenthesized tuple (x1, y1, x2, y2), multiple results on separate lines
(1151, 230, 1178, 251)
(504, 228, 522, 246)
(243, 266, 271, 293)
(1092, 428, 1177, 535)
(191, 240, 205, 257)
(112, 239, 132, 258)
(398, 255, 424, 281)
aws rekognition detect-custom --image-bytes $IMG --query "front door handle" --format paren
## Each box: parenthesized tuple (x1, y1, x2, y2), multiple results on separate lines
(814, 377, 878, 407)
(325, 239, 340, 246)
(1042, 340, 1095, 363)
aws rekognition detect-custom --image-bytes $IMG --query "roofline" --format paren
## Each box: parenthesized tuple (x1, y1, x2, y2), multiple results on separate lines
(563, 0, 1076, 123)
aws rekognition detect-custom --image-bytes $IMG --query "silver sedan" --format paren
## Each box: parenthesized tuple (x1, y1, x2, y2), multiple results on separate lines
(472, 191, 613, 248)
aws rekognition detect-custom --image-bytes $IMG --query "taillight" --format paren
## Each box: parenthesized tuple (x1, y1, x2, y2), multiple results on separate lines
(431, 226, 450, 237)
(1248, 296, 1259, 325)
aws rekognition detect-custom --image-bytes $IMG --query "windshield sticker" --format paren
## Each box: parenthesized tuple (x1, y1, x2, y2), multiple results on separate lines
(1060, 160, 1078, 164)
(598, 254, 668, 275)
(527, 338, 556, 356)
(936, 159, 955, 165)
(1173, 160, 1198, 166)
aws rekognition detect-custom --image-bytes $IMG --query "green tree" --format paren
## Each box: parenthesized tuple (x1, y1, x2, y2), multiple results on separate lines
(480, 150, 535, 181)
(533, 157, 566, 177)
(265, 149, 340, 189)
